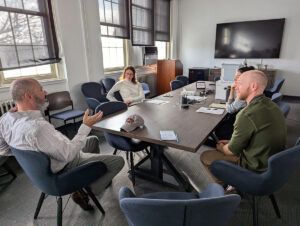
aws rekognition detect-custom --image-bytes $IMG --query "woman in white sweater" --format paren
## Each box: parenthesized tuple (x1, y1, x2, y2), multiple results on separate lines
(106, 66, 145, 105)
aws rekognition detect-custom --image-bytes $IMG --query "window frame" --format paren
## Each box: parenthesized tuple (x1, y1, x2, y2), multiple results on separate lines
(0, 63, 58, 85)
(102, 38, 127, 72)
(0, 0, 60, 72)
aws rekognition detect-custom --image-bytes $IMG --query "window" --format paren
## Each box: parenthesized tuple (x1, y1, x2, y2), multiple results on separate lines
(155, 41, 167, 60)
(101, 37, 125, 70)
(0, 0, 59, 84)
(99, 0, 130, 39)
(130, 0, 154, 46)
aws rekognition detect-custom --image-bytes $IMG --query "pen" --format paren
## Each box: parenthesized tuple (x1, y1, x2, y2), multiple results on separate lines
(175, 133, 179, 143)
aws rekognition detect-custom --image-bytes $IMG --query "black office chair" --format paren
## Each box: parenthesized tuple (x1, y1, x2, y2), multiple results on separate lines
(170, 80, 185, 91)
(81, 82, 108, 114)
(95, 101, 150, 185)
(175, 76, 188, 86)
(10, 147, 107, 226)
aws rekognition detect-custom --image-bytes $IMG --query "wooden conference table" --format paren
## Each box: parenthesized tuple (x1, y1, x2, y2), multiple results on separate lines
(92, 82, 227, 190)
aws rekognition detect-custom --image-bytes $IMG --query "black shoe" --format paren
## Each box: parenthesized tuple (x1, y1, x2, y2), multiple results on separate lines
(71, 190, 94, 211)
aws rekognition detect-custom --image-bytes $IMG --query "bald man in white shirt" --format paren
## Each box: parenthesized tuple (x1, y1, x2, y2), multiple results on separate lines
(0, 78, 124, 210)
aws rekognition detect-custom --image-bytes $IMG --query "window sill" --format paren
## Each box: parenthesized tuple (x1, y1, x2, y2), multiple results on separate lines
(0, 78, 66, 94)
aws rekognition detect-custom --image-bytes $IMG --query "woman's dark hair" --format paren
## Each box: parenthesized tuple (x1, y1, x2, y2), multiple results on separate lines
(238, 66, 255, 74)
(119, 66, 137, 84)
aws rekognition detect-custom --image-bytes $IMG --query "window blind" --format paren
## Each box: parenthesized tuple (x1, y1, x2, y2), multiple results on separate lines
(99, 0, 130, 39)
(130, 0, 154, 46)
(155, 0, 170, 42)
(0, 0, 60, 71)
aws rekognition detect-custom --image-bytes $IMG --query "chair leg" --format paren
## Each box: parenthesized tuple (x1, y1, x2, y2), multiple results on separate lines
(130, 152, 135, 185)
(269, 194, 281, 218)
(113, 149, 118, 155)
(57, 196, 62, 226)
(252, 196, 258, 226)
(34, 192, 45, 219)
(3, 162, 17, 179)
(84, 187, 105, 214)
(126, 151, 129, 160)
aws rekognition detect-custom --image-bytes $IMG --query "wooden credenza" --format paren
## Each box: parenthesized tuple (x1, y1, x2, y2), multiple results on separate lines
(157, 60, 183, 95)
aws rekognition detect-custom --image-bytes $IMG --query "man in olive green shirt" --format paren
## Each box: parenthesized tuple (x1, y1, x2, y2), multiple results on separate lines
(201, 70, 286, 184)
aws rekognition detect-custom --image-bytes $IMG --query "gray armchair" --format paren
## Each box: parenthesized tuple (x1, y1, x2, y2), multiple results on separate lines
(119, 183, 240, 226)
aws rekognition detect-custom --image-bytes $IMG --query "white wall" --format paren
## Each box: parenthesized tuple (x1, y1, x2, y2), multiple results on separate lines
(177, 0, 300, 96)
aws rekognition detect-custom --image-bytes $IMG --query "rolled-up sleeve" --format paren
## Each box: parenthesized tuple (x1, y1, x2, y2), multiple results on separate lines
(35, 122, 91, 163)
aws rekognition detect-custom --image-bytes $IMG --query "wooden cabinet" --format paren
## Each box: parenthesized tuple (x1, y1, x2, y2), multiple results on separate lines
(157, 60, 183, 95)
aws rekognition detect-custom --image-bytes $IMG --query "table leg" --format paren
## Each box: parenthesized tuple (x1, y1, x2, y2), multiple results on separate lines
(134, 143, 193, 191)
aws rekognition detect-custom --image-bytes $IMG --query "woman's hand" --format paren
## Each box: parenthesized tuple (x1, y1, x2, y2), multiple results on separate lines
(124, 100, 132, 105)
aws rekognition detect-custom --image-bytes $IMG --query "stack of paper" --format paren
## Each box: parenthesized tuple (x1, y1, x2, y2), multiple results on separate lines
(186, 96, 207, 101)
(196, 107, 224, 115)
(209, 103, 227, 109)
(160, 130, 179, 142)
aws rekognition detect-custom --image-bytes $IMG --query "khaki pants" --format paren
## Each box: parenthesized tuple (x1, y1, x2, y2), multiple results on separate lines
(200, 149, 240, 185)
(63, 136, 125, 195)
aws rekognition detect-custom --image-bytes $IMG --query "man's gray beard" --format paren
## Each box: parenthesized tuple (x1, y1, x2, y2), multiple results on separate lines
(39, 101, 49, 112)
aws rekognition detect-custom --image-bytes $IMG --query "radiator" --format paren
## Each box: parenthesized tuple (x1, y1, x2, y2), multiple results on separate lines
(0, 100, 15, 117)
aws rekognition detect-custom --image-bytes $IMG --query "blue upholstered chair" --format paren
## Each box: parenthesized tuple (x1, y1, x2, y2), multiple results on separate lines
(271, 92, 283, 103)
(46, 91, 85, 134)
(264, 78, 285, 98)
(175, 75, 189, 86)
(119, 183, 241, 226)
(141, 82, 151, 97)
(170, 80, 185, 91)
(81, 82, 108, 114)
(277, 101, 291, 118)
(210, 139, 300, 226)
(101, 78, 116, 93)
(95, 101, 150, 185)
(10, 146, 107, 226)
(214, 76, 221, 82)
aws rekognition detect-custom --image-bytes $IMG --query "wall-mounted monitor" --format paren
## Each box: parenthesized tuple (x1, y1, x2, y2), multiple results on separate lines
(214, 18, 285, 59)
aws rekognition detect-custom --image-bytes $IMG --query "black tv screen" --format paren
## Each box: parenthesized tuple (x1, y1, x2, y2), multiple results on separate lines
(214, 19, 285, 59)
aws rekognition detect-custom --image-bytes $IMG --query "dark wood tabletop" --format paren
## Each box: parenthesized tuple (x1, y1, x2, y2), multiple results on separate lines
(92, 82, 226, 153)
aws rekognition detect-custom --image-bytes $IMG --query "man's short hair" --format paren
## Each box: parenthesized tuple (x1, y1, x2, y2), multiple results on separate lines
(10, 79, 36, 102)
(243, 70, 268, 90)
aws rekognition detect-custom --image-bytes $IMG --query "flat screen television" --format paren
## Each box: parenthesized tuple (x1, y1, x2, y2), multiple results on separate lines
(214, 19, 285, 59)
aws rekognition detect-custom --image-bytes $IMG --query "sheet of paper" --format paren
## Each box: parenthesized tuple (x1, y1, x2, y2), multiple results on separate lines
(160, 130, 178, 141)
(146, 99, 169, 105)
(209, 103, 227, 109)
(196, 107, 224, 115)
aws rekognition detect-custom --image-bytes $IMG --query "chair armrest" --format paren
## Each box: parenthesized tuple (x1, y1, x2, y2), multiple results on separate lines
(119, 186, 136, 201)
(199, 183, 225, 198)
(210, 160, 263, 194)
(86, 98, 100, 111)
(56, 161, 107, 195)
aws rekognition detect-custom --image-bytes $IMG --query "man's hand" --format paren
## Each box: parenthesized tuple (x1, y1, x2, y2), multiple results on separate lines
(9, 106, 18, 113)
(217, 140, 230, 145)
(83, 109, 103, 127)
(216, 142, 225, 152)
(231, 82, 237, 89)
(124, 100, 132, 105)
